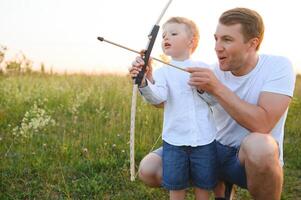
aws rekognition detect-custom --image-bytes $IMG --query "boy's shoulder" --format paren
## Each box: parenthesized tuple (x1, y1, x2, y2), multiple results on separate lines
(193, 60, 216, 71)
(189, 60, 212, 69)
(155, 59, 213, 73)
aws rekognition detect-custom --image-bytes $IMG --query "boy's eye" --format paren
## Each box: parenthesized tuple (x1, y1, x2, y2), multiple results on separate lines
(171, 33, 178, 36)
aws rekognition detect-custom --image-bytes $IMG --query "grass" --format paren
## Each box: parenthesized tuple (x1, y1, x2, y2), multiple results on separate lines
(0, 73, 300, 199)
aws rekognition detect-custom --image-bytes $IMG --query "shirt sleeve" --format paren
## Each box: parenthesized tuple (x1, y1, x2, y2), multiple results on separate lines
(262, 57, 296, 97)
(197, 91, 218, 106)
(139, 67, 168, 105)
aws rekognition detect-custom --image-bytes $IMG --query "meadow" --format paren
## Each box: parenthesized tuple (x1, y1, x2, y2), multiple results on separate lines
(0, 74, 300, 199)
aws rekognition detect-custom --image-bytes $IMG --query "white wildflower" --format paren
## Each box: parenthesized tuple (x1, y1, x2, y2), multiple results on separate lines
(11, 101, 56, 139)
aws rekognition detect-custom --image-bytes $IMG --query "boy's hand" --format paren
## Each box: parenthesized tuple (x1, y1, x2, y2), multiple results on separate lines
(128, 55, 153, 87)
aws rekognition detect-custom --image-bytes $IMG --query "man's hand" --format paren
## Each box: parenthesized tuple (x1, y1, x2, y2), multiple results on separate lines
(186, 67, 222, 95)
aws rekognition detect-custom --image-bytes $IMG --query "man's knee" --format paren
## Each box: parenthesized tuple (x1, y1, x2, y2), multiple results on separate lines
(138, 153, 162, 187)
(240, 133, 279, 170)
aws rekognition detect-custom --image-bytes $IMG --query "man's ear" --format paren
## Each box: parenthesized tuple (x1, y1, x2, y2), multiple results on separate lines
(249, 37, 260, 50)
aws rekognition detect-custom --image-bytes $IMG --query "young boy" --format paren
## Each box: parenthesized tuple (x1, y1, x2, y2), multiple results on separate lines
(129, 17, 217, 200)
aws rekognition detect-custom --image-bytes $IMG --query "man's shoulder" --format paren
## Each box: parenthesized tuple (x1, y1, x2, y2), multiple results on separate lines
(258, 54, 294, 77)
(258, 54, 296, 97)
(260, 54, 292, 68)
(260, 54, 290, 60)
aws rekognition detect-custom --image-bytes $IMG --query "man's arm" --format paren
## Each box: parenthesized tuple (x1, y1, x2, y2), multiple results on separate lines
(187, 67, 292, 133)
(214, 84, 291, 133)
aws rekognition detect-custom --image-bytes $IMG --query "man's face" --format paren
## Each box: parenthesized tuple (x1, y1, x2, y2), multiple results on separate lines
(214, 23, 251, 73)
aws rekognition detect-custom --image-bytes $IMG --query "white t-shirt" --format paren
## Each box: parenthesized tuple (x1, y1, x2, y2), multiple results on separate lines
(139, 59, 216, 147)
(209, 54, 295, 165)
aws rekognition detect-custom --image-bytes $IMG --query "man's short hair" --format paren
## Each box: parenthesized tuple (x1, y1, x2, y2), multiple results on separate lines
(219, 7, 265, 50)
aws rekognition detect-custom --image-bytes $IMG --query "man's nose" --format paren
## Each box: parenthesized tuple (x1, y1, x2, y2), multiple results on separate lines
(215, 41, 224, 52)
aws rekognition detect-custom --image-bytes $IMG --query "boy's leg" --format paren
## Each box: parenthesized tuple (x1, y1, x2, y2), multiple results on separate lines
(190, 141, 218, 199)
(195, 188, 210, 200)
(170, 190, 186, 200)
(213, 181, 226, 198)
(162, 141, 190, 194)
(214, 181, 234, 200)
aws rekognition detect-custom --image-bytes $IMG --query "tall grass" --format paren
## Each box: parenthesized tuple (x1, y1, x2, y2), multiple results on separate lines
(0, 74, 300, 199)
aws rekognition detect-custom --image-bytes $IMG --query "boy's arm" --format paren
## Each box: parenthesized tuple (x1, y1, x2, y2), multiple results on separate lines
(139, 76, 168, 105)
(129, 56, 168, 105)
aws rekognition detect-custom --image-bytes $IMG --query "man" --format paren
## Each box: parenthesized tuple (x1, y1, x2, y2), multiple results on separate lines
(137, 7, 296, 200)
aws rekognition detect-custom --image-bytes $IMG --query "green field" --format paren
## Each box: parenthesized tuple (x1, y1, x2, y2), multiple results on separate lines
(0, 74, 300, 199)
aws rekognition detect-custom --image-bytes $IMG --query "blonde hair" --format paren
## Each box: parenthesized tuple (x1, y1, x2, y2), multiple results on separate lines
(219, 8, 265, 51)
(163, 17, 200, 53)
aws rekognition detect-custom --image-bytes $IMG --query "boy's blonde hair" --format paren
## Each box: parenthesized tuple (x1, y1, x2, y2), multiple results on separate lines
(163, 17, 199, 53)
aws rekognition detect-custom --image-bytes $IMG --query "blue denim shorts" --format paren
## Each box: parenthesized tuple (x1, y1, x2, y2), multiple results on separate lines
(162, 140, 218, 190)
(216, 141, 247, 189)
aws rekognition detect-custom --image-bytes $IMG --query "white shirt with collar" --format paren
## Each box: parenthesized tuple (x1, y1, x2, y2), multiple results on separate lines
(139, 59, 216, 147)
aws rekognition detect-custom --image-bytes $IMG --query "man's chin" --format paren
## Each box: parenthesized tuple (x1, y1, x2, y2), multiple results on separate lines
(219, 63, 229, 71)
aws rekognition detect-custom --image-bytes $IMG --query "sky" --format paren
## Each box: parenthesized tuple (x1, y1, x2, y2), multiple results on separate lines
(0, 0, 300, 74)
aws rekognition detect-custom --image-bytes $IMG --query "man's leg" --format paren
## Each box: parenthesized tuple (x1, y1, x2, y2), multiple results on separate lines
(214, 141, 247, 200)
(138, 152, 162, 187)
(239, 133, 283, 200)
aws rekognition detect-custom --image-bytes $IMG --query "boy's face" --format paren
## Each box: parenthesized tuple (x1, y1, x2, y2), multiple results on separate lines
(161, 23, 193, 60)
(214, 23, 254, 74)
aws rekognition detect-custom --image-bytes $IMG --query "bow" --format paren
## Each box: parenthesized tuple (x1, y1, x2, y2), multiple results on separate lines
(135, 0, 173, 86)
(98, 0, 173, 181)
(129, 0, 173, 181)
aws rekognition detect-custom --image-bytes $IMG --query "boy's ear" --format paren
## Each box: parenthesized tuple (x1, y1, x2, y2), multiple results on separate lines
(188, 38, 195, 50)
(188, 38, 194, 47)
